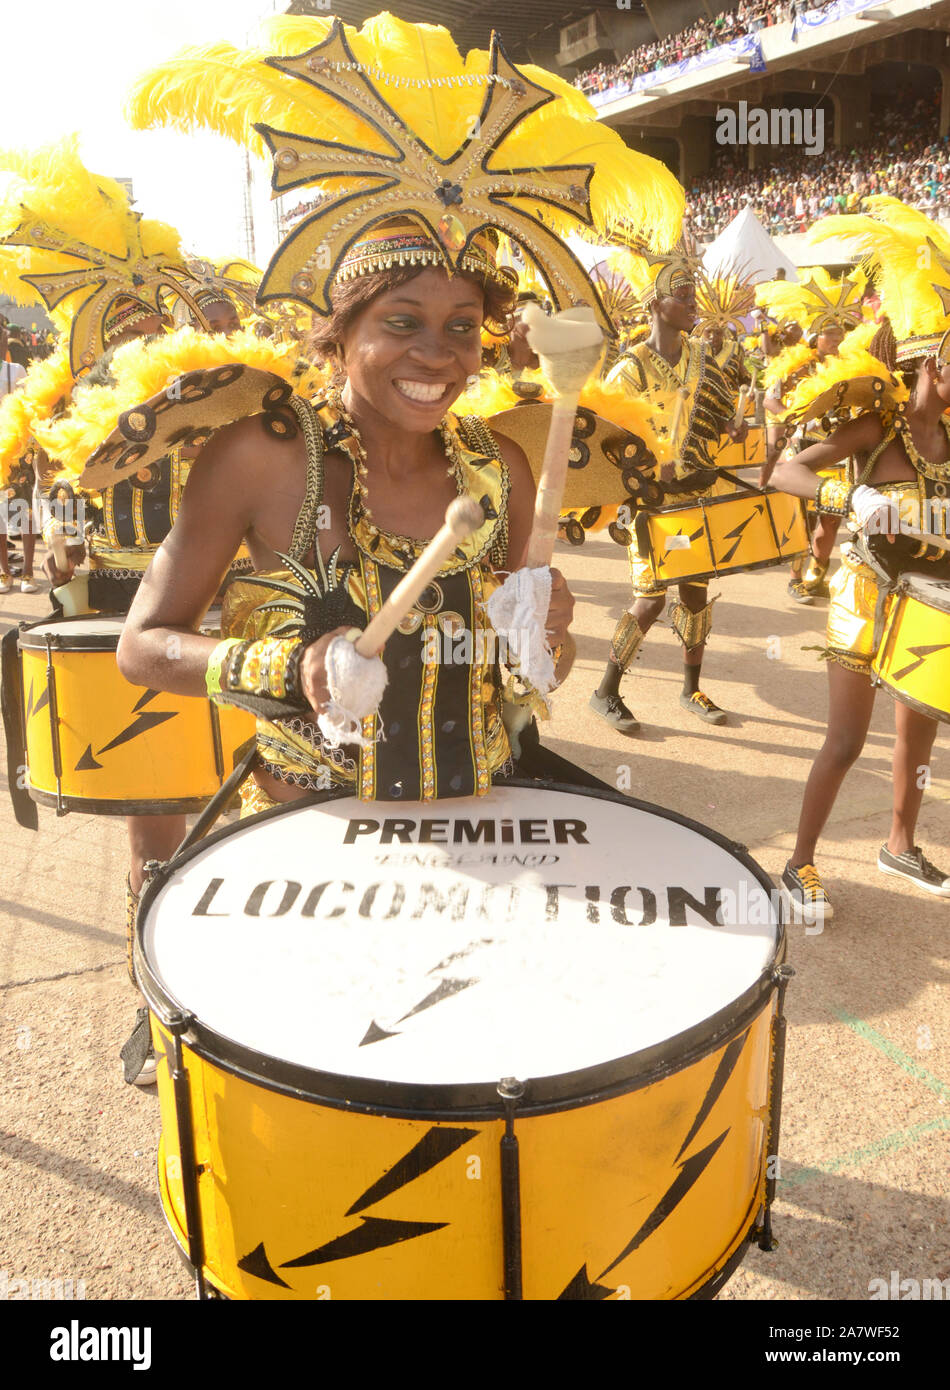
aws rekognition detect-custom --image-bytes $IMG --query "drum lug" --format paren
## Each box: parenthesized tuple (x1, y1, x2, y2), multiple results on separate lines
(497, 1077, 526, 1301)
(166, 1010, 206, 1300)
(760, 965, 795, 1254)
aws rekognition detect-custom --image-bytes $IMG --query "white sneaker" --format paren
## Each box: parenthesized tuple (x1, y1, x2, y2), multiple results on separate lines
(19, 578, 39, 594)
(0, 574, 12, 594)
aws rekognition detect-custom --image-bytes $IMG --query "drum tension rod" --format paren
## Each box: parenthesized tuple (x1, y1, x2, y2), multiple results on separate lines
(497, 1077, 525, 1301)
(758, 964, 795, 1252)
(166, 1010, 207, 1300)
(44, 634, 64, 816)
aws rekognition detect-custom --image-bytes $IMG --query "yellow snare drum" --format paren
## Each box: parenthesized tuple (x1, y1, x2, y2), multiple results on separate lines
(16, 614, 253, 814)
(872, 571, 950, 724)
(138, 784, 790, 1301)
(633, 487, 808, 589)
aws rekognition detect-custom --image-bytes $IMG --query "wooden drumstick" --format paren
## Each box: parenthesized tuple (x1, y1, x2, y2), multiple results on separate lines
(732, 385, 749, 428)
(521, 305, 605, 570)
(353, 496, 485, 656)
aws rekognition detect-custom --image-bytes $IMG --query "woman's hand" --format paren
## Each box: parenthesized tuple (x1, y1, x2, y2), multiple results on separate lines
(43, 542, 86, 587)
(545, 568, 575, 651)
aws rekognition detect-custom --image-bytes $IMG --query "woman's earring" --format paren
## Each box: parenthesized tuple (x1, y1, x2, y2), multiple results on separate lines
(466, 373, 480, 388)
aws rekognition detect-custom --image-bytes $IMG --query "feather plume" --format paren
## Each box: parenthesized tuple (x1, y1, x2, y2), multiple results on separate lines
(34, 327, 319, 477)
(762, 340, 815, 392)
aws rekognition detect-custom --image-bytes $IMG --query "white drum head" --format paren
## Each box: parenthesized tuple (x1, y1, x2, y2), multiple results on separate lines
(902, 571, 950, 611)
(142, 787, 781, 1093)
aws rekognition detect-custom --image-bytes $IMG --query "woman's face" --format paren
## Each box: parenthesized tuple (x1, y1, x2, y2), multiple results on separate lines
(340, 268, 485, 432)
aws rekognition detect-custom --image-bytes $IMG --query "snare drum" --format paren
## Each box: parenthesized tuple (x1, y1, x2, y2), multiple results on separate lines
(16, 614, 253, 814)
(871, 571, 950, 724)
(138, 783, 790, 1300)
(633, 487, 808, 589)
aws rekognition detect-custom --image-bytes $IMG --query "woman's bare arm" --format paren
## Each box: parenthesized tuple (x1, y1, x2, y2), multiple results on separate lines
(117, 417, 283, 695)
(771, 413, 885, 499)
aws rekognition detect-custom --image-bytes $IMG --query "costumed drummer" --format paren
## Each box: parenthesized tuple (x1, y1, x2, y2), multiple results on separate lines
(771, 200, 950, 924)
(112, 20, 682, 809)
(0, 139, 271, 1085)
(589, 247, 747, 734)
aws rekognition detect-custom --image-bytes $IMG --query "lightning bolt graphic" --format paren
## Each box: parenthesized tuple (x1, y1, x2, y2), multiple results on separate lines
(892, 643, 950, 683)
(360, 938, 493, 1046)
(658, 524, 704, 572)
(238, 1126, 479, 1287)
(717, 505, 764, 565)
(72, 689, 178, 772)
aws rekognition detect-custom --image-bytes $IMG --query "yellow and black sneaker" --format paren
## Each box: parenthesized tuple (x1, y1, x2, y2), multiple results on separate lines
(680, 691, 727, 726)
(781, 861, 834, 926)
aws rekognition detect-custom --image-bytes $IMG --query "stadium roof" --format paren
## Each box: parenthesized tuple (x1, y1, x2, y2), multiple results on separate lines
(283, 1, 638, 59)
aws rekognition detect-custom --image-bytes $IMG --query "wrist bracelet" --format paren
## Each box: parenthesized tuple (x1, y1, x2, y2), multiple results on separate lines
(206, 639, 241, 697)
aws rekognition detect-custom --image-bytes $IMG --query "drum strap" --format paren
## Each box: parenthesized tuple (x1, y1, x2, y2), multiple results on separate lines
(171, 739, 258, 858)
(713, 466, 766, 496)
(0, 626, 38, 830)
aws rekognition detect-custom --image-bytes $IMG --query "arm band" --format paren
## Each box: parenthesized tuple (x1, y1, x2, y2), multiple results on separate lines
(207, 636, 305, 708)
(815, 477, 852, 516)
(205, 639, 241, 697)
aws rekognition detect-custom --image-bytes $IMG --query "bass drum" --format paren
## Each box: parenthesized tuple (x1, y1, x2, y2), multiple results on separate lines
(16, 612, 253, 814)
(138, 783, 791, 1301)
(871, 571, 950, 723)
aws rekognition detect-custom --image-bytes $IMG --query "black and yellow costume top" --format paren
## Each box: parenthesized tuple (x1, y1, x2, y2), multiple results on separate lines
(222, 394, 517, 803)
(605, 337, 735, 486)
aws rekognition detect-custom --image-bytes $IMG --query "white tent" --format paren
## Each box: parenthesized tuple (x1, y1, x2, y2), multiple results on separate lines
(701, 207, 798, 284)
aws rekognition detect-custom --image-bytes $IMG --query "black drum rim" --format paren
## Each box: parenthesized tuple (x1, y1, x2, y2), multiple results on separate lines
(137, 781, 787, 1120)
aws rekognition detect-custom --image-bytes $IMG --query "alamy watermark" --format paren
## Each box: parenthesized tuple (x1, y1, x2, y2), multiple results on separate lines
(716, 100, 824, 157)
(0, 1267, 86, 1300)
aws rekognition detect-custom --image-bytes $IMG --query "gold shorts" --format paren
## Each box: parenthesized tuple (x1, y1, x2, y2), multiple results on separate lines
(824, 547, 878, 674)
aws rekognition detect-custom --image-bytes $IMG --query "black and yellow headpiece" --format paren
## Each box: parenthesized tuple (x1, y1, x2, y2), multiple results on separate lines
(126, 12, 686, 335)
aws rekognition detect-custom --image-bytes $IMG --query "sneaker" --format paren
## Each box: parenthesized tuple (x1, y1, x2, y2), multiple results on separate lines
(781, 861, 834, 925)
(680, 691, 727, 725)
(589, 690, 640, 734)
(19, 578, 39, 594)
(120, 1007, 158, 1087)
(787, 579, 814, 605)
(878, 845, 950, 898)
(0, 574, 11, 594)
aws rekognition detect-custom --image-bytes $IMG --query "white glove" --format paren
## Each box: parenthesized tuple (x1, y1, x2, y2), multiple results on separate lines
(851, 485, 898, 537)
(484, 566, 557, 697)
(316, 635, 388, 749)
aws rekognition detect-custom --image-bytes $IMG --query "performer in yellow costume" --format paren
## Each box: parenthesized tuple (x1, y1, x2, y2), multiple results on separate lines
(103, 12, 683, 815)
(771, 200, 950, 922)
(590, 247, 746, 732)
(758, 270, 864, 603)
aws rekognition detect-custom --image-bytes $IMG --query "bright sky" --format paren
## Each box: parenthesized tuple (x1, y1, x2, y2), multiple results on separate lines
(2, 0, 290, 268)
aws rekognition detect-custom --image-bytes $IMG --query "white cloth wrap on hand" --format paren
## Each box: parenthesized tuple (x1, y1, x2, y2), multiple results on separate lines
(316, 634, 388, 749)
(485, 566, 557, 697)
(851, 484, 898, 536)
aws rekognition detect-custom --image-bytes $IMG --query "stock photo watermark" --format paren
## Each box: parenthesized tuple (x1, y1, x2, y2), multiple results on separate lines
(716, 100, 825, 157)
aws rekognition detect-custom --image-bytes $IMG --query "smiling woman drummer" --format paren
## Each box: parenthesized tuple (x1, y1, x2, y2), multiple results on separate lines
(112, 15, 684, 817)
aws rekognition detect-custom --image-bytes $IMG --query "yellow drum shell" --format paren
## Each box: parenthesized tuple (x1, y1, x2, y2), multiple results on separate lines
(18, 615, 253, 814)
(151, 997, 776, 1301)
(634, 488, 808, 589)
(871, 573, 950, 724)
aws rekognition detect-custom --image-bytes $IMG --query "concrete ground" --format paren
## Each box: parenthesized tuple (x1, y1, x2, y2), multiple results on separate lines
(1, 536, 948, 1302)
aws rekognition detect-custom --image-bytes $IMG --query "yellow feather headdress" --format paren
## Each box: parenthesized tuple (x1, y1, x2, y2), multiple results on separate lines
(782, 337, 908, 426)
(755, 267, 862, 340)
(0, 340, 75, 486)
(807, 198, 950, 362)
(0, 136, 208, 377)
(126, 13, 684, 334)
(694, 266, 755, 336)
(34, 326, 324, 481)
(187, 256, 262, 316)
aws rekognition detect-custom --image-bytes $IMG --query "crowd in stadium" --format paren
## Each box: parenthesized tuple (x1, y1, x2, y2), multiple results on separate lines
(685, 87, 950, 242)
(574, 0, 827, 97)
